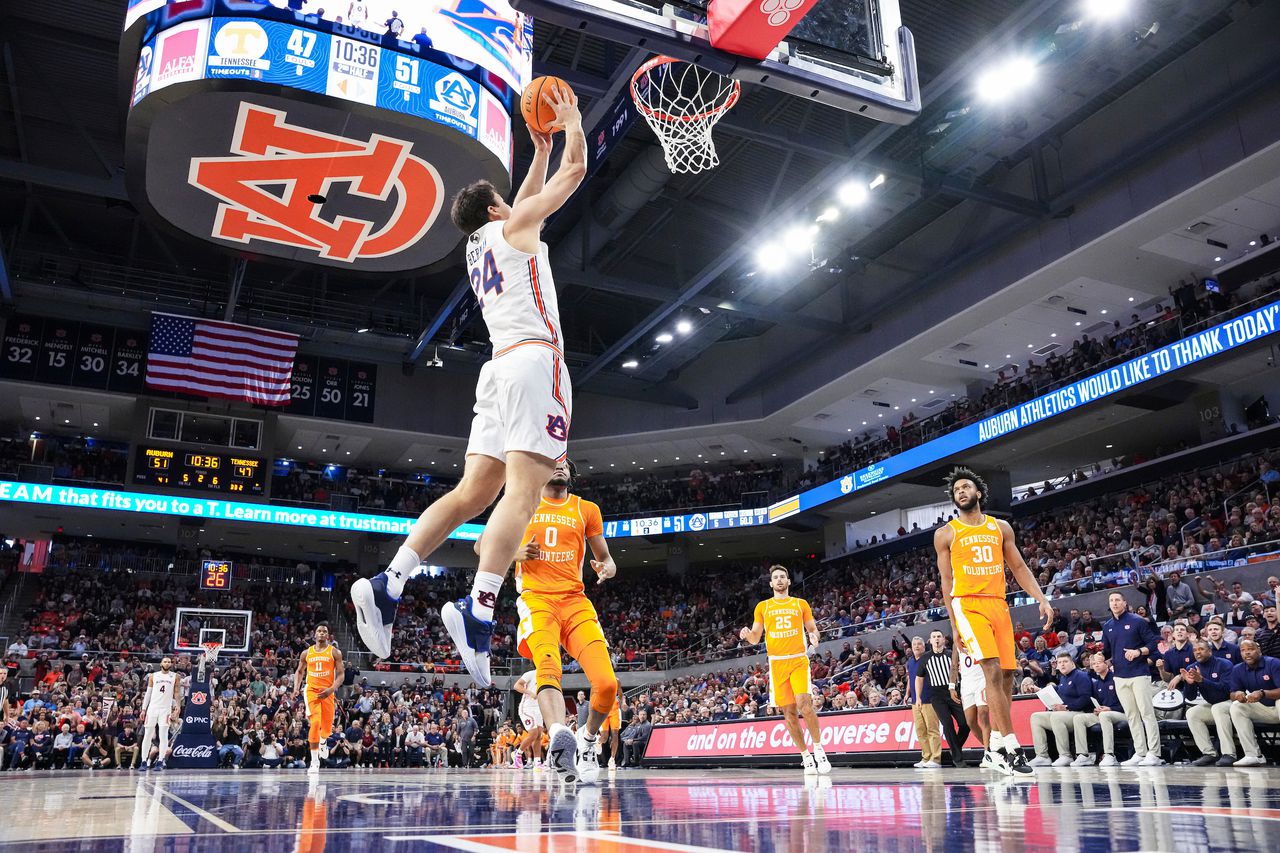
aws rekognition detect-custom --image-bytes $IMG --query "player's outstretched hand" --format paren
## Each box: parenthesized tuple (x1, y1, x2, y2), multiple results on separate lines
(528, 127, 552, 154)
(545, 84, 581, 130)
(591, 559, 615, 584)
(738, 627, 751, 641)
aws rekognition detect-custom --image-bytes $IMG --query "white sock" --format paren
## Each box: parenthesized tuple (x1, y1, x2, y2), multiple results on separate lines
(384, 546, 421, 598)
(1003, 733, 1021, 751)
(311, 748, 319, 766)
(469, 572, 503, 621)
(988, 730, 1003, 750)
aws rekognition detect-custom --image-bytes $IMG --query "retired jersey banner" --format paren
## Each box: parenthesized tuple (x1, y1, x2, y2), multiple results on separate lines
(643, 696, 1039, 762)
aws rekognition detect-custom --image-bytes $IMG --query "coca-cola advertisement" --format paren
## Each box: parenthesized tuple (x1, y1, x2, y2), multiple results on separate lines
(642, 696, 1039, 766)
(168, 670, 218, 769)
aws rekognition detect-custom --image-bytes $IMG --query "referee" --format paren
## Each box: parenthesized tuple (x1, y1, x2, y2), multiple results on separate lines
(915, 629, 971, 767)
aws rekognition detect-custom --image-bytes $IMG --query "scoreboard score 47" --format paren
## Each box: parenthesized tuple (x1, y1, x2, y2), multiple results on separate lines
(200, 560, 234, 591)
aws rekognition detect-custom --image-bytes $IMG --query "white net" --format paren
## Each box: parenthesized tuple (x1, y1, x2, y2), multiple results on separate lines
(631, 56, 741, 174)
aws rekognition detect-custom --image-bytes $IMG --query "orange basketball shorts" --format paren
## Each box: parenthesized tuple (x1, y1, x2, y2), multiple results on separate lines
(952, 596, 1017, 670)
(601, 705, 621, 733)
(516, 591, 613, 693)
(767, 656, 812, 709)
(306, 690, 335, 743)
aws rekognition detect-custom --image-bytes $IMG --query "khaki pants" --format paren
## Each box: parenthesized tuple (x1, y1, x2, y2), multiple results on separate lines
(1031, 710, 1086, 758)
(1114, 676, 1161, 758)
(912, 702, 942, 763)
(1186, 702, 1236, 757)
(1072, 710, 1128, 755)
(1228, 701, 1280, 759)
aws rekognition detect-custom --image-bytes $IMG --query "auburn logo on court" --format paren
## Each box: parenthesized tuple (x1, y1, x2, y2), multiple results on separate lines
(188, 103, 444, 263)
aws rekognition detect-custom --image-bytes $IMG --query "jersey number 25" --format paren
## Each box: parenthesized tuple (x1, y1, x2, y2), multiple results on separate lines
(470, 250, 505, 307)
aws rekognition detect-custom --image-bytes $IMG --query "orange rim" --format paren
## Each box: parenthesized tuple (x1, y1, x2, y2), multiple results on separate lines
(630, 55, 741, 124)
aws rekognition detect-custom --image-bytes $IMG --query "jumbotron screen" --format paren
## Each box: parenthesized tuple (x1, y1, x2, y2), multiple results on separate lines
(124, 0, 534, 92)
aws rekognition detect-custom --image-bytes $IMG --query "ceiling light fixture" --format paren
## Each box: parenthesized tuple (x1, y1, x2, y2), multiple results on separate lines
(676, 320, 693, 334)
(838, 181, 869, 207)
(621, 359, 639, 369)
(655, 332, 673, 344)
(975, 57, 1038, 103)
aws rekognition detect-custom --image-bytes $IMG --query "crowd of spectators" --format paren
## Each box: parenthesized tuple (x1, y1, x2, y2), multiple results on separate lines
(0, 434, 127, 486)
(813, 280, 1273, 484)
(272, 466, 456, 517)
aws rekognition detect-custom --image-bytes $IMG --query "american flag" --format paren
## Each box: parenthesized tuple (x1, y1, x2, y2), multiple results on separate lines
(146, 313, 299, 406)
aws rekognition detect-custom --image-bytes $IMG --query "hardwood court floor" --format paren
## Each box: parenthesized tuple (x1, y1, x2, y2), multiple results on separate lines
(3, 765, 1279, 851)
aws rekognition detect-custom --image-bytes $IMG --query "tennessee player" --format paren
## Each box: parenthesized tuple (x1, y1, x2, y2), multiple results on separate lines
(739, 565, 831, 775)
(499, 458, 618, 784)
(293, 624, 345, 776)
(935, 467, 1051, 777)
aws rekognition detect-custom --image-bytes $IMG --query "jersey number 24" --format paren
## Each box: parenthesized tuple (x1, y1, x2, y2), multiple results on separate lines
(470, 250, 505, 307)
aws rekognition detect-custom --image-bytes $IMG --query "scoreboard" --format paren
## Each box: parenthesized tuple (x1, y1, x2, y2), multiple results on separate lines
(133, 446, 267, 496)
(130, 16, 514, 172)
(200, 559, 234, 591)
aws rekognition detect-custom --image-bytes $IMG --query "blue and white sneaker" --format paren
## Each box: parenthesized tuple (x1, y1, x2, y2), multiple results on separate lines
(350, 574, 398, 660)
(441, 596, 494, 687)
(152, 761, 165, 772)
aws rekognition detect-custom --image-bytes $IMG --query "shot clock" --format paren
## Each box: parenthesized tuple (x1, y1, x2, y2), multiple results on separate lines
(200, 560, 234, 590)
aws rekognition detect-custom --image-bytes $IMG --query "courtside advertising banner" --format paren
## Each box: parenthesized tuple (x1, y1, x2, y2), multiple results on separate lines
(643, 697, 1039, 761)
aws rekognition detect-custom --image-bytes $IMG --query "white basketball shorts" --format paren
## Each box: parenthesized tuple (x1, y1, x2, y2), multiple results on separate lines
(467, 343, 571, 464)
(520, 703, 544, 731)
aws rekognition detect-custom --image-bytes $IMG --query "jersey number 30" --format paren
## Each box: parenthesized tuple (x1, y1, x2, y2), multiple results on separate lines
(970, 544, 995, 564)
(470, 250, 505, 307)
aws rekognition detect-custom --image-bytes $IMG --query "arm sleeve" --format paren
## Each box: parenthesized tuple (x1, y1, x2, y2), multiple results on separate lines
(1102, 629, 1112, 660)
(1141, 620, 1161, 651)
(1229, 665, 1245, 694)
(583, 501, 604, 539)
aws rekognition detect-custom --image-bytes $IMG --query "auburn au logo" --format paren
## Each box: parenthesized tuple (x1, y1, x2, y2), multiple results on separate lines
(188, 103, 444, 262)
(190, 691, 208, 705)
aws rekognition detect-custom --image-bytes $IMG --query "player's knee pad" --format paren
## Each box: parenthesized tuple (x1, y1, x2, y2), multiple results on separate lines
(533, 642, 563, 692)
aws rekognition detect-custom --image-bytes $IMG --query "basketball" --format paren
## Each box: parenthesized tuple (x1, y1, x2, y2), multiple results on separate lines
(521, 75, 572, 134)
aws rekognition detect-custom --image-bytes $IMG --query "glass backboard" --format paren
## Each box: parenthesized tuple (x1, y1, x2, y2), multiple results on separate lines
(510, 0, 919, 123)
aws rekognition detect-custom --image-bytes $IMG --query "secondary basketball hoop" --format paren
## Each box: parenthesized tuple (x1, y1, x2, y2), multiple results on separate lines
(631, 55, 741, 174)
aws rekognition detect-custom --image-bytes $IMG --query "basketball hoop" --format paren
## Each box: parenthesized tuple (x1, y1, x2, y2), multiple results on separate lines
(198, 640, 223, 679)
(631, 55, 741, 174)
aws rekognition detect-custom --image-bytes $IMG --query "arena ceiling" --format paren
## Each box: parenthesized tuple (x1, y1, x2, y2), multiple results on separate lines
(1, 0, 1278, 464)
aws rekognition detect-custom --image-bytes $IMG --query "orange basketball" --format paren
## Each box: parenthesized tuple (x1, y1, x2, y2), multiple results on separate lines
(520, 76, 571, 134)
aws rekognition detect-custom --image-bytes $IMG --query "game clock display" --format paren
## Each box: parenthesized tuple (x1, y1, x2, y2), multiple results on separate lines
(133, 446, 266, 496)
(200, 560, 234, 591)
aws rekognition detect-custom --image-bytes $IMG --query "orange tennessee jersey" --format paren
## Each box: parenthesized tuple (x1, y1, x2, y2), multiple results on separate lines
(304, 644, 337, 692)
(516, 494, 603, 595)
(947, 516, 1007, 598)
(754, 597, 813, 659)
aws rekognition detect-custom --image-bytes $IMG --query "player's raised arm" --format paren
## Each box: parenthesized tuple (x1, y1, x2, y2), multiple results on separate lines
(512, 128, 552, 207)
(997, 519, 1053, 629)
(504, 88, 586, 245)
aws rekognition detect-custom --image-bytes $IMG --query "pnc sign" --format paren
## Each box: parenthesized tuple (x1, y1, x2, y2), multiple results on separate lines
(189, 103, 444, 263)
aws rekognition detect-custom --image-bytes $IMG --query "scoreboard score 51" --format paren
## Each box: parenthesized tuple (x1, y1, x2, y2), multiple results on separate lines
(133, 446, 266, 495)
(200, 560, 233, 590)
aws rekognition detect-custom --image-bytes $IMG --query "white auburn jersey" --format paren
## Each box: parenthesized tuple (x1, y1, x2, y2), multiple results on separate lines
(959, 648, 986, 696)
(348, 3, 369, 23)
(147, 671, 179, 712)
(465, 221, 563, 355)
(515, 670, 539, 719)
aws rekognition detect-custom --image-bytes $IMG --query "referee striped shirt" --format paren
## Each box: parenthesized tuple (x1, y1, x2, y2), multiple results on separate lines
(920, 649, 955, 690)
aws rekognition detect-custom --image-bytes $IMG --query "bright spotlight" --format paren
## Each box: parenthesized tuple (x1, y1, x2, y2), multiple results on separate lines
(756, 242, 786, 271)
(1083, 0, 1128, 21)
(655, 332, 674, 344)
(816, 206, 840, 223)
(676, 319, 693, 334)
(621, 359, 639, 369)
(868, 173, 886, 190)
(784, 225, 813, 249)
(839, 181, 869, 207)
(975, 57, 1038, 102)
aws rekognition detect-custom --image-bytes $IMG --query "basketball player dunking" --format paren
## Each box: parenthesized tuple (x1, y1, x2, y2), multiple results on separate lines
(140, 656, 181, 771)
(739, 566, 831, 775)
(351, 86, 587, 688)
(504, 458, 619, 783)
(935, 467, 1052, 776)
(293, 624, 345, 775)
